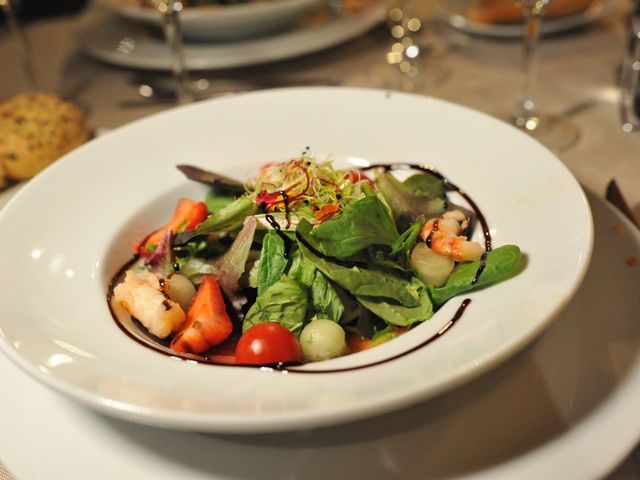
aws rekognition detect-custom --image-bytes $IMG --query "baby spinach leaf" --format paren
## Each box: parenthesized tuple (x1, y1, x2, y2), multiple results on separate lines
(288, 247, 316, 288)
(376, 172, 446, 230)
(403, 173, 446, 199)
(296, 239, 420, 307)
(204, 191, 235, 214)
(348, 308, 386, 339)
(428, 245, 523, 307)
(177, 257, 218, 284)
(243, 276, 308, 335)
(370, 325, 403, 346)
(303, 195, 399, 259)
(310, 271, 344, 322)
(177, 217, 257, 313)
(176, 195, 257, 244)
(257, 231, 288, 296)
(389, 216, 425, 258)
(368, 249, 409, 274)
(357, 278, 433, 327)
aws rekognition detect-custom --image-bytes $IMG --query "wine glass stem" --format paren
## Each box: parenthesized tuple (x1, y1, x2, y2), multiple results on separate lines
(515, 1, 546, 127)
(160, 0, 193, 104)
(0, 0, 39, 90)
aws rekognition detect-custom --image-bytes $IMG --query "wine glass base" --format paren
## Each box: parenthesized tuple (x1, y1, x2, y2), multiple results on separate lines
(381, 64, 450, 93)
(355, 50, 450, 94)
(512, 112, 580, 154)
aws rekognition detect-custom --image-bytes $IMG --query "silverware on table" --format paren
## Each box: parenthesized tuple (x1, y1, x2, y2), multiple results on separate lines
(605, 179, 640, 229)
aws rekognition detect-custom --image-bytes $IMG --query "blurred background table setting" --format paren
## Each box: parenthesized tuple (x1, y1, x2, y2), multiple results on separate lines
(1, 0, 639, 478)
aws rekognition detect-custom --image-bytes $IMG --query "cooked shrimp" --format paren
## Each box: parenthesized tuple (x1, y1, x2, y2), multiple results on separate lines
(419, 210, 484, 262)
(112, 270, 186, 338)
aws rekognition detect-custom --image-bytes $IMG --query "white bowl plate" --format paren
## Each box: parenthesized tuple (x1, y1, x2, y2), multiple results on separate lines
(78, 5, 387, 70)
(446, 0, 610, 38)
(2, 191, 637, 479)
(0, 87, 593, 433)
(95, 0, 326, 41)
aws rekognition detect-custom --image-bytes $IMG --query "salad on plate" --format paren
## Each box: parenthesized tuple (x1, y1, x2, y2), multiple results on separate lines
(109, 153, 523, 368)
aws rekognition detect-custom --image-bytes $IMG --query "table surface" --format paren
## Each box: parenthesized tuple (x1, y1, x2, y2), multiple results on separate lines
(0, 1, 638, 478)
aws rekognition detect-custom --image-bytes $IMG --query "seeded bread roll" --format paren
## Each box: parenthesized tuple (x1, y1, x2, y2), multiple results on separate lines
(467, 0, 595, 24)
(0, 92, 90, 182)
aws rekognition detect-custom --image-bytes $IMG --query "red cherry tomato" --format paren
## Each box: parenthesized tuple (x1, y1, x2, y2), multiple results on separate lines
(235, 322, 303, 366)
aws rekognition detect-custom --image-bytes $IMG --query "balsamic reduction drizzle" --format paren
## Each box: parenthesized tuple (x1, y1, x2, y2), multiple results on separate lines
(472, 253, 488, 285)
(107, 163, 487, 373)
(425, 219, 439, 249)
(280, 190, 291, 228)
(264, 213, 292, 259)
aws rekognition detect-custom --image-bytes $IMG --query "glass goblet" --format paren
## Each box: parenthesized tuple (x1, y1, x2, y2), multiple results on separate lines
(512, 0, 579, 153)
(148, 0, 194, 104)
(0, 0, 39, 90)
(381, 0, 449, 92)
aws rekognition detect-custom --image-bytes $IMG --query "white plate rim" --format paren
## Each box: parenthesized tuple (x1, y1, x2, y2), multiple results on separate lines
(94, 0, 327, 41)
(446, 1, 611, 38)
(1, 193, 637, 480)
(77, 6, 388, 71)
(96, 0, 325, 22)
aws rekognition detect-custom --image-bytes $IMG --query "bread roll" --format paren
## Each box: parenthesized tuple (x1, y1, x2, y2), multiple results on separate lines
(0, 92, 90, 182)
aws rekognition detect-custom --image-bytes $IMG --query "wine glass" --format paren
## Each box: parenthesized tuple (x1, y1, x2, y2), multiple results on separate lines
(620, 1, 640, 133)
(512, 0, 579, 152)
(379, 0, 449, 92)
(0, 0, 39, 90)
(147, 0, 194, 104)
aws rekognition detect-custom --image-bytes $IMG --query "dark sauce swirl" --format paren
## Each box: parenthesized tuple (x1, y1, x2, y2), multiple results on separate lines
(280, 190, 291, 229)
(264, 213, 292, 259)
(425, 219, 440, 249)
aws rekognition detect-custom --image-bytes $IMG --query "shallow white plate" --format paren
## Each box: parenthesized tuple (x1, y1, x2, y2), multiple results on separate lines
(0, 87, 592, 433)
(2, 191, 635, 479)
(77, 5, 386, 71)
(95, 0, 325, 41)
(446, 1, 610, 38)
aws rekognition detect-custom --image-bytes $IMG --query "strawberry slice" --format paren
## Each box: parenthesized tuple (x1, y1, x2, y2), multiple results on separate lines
(137, 198, 207, 256)
(170, 276, 233, 354)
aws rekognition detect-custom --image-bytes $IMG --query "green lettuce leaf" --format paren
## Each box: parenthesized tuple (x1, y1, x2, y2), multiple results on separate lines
(243, 276, 308, 335)
(302, 195, 399, 259)
(357, 277, 433, 327)
(257, 230, 288, 295)
(287, 247, 316, 288)
(176, 195, 257, 244)
(428, 245, 523, 307)
(296, 237, 421, 307)
(376, 172, 446, 230)
(310, 271, 344, 322)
